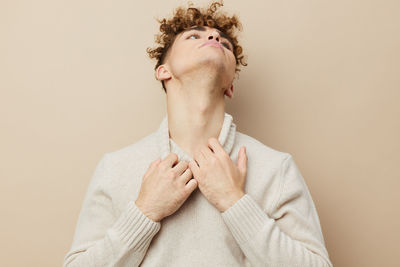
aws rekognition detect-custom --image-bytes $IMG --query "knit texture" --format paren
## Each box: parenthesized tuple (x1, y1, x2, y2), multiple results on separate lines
(63, 112, 333, 267)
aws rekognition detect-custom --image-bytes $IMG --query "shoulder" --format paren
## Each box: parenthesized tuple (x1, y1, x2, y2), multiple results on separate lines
(102, 131, 159, 171)
(234, 130, 292, 169)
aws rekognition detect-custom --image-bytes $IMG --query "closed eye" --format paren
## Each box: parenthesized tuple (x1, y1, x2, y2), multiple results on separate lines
(187, 33, 232, 51)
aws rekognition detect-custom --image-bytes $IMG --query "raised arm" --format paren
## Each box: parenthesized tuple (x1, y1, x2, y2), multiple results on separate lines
(63, 154, 161, 267)
(221, 154, 333, 266)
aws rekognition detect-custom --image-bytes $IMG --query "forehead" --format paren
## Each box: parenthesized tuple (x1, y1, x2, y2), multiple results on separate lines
(179, 25, 233, 45)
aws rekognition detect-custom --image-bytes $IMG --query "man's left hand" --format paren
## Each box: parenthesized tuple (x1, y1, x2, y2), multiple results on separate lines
(188, 137, 248, 213)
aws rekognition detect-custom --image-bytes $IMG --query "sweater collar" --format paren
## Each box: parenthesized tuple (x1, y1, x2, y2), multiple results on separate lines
(157, 112, 237, 162)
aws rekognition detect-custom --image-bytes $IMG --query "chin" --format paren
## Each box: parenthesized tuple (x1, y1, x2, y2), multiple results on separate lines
(198, 57, 227, 71)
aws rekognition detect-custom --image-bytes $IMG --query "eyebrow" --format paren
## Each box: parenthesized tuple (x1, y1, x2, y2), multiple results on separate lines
(180, 25, 234, 48)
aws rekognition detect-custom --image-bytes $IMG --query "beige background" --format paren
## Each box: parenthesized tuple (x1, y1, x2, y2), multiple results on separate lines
(1, 0, 399, 266)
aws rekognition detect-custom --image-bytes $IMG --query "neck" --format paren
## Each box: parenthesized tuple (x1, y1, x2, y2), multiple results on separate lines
(166, 80, 226, 159)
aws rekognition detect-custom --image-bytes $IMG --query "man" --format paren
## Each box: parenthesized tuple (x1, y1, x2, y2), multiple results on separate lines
(63, 1, 333, 266)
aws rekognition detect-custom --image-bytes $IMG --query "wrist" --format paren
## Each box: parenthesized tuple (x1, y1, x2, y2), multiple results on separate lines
(220, 191, 245, 213)
(135, 200, 162, 222)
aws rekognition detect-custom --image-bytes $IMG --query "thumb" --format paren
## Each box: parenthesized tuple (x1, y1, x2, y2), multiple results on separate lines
(147, 157, 161, 173)
(236, 146, 247, 175)
(150, 157, 161, 168)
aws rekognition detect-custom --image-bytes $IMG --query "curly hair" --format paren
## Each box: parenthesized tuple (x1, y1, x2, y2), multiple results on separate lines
(146, 0, 248, 93)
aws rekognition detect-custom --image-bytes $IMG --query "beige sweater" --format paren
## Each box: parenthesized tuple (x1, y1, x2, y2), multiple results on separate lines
(63, 112, 333, 267)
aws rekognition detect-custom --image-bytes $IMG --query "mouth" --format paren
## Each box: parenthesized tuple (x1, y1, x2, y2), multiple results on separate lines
(200, 40, 224, 52)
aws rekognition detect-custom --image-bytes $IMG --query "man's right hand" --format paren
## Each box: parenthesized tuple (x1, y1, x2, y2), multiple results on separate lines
(135, 153, 198, 222)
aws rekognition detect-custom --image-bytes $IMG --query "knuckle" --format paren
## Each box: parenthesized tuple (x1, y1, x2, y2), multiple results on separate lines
(166, 172, 175, 180)
(221, 153, 230, 161)
(208, 137, 216, 146)
(209, 157, 216, 165)
(169, 169, 177, 178)
(153, 160, 161, 167)
(158, 161, 166, 170)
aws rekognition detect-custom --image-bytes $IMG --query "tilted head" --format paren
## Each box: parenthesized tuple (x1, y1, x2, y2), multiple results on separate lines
(146, 0, 248, 94)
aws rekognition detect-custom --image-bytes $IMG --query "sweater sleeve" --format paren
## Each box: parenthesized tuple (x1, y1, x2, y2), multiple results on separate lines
(220, 154, 333, 267)
(63, 153, 161, 267)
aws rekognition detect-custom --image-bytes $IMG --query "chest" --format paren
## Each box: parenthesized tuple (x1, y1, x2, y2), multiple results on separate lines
(140, 188, 248, 266)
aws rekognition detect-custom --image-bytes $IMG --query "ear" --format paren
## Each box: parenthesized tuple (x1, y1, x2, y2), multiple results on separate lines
(156, 64, 172, 82)
(224, 84, 234, 98)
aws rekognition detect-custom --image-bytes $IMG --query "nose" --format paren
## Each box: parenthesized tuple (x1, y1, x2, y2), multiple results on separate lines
(208, 30, 221, 42)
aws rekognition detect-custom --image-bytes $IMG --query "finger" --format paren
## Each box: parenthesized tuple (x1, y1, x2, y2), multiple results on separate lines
(172, 160, 189, 176)
(163, 153, 179, 168)
(145, 157, 161, 179)
(179, 167, 193, 184)
(207, 137, 226, 156)
(237, 146, 248, 175)
(150, 157, 161, 168)
(188, 159, 200, 178)
(194, 148, 205, 167)
(200, 145, 214, 159)
(184, 178, 198, 195)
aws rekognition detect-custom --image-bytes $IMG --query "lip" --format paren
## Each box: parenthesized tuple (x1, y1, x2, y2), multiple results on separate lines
(200, 40, 224, 52)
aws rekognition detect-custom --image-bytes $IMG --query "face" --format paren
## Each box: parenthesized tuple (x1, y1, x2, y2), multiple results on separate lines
(157, 25, 236, 94)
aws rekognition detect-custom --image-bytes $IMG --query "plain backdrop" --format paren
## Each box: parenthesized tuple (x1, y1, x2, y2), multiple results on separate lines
(1, 0, 399, 266)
